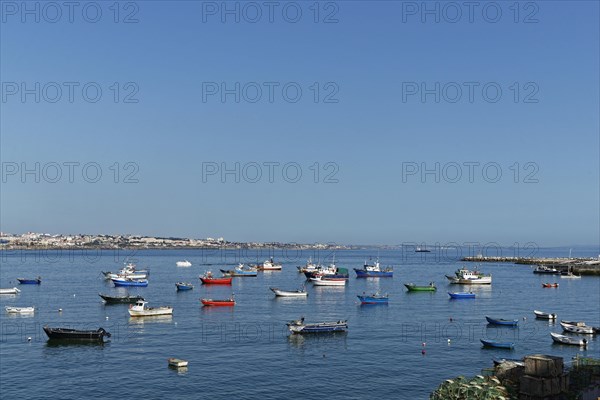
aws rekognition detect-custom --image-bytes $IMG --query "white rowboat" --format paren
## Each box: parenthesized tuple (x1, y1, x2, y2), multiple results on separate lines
(534, 310, 557, 320)
(0, 287, 21, 295)
(551, 332, 588, 346)
(5, 306, 35, 314)
(176, 260, 192, 267)
(128, 300, 173, 317)
(270, 287, 308, 297)
(560, 321, 594, 334)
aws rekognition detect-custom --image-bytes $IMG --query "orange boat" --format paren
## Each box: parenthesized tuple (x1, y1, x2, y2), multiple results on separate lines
(201, 297, 235, 306)
(542, 283, 559, 288)
(199, 271, 232, 285)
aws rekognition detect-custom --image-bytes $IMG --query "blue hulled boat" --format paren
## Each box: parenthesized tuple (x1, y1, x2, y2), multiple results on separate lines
(448, 292, 475, 299)
(480, 339, 515, 349)
(17, 277, 41, 285)
(357, 292, 389, 305)
(175, 282, 194, 291)
(287, 317, 348, 334)
(354, 259, 393, 278)
(486, 316, 519, 326)
(112, 278, 148, 287)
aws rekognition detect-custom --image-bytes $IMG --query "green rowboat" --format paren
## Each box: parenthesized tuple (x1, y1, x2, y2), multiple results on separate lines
(404, 283, 437, 292)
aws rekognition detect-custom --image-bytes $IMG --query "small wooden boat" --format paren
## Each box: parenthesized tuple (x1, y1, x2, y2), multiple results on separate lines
(533, 310, 557, 320)
(551, 332, 587, 346)
(542, 283, 559, 288)
(176, 260, 192, 267)
(17, 277, 41, 285)
(270, 287, 308, 297)
(404, 283, 437, 292)
(168, 358, 188, 368)
(128, 300, 173, 317)
(448, 292, 475, 299)
(220, 264, 257, 277)
(112, 277, 148, 287)
(5, 306, 35, 314)
(492, 357, 524, 367)
(287, 317, 348, 334)
(43, 326, 111, 341)
(357, 292, 389, 304)
(560, 321, 594, 334)
(0, 287, 21, 295)
(201, 297, 235, 306)
(99, 293, 144, 304)
(175, 282, 194, 291)
(486, 316, 519, 326)
(480, 339, 515, 349)
(310, 276, 347, 286)
(533, 265, 560, 274)
(199, 271, 232, 285)
(354, 259, 393, 278)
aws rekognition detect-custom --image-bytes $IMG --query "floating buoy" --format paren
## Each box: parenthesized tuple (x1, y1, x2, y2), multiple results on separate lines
(106, 316, 109, 320)
(449, 317, 453, 322)
(447, 338, 451, 344)
(58, 308, 62, 312)
(73, 294, 76, 297)
(421, 349, 426, 355)
(422, 342, 426, 347)
(27, 337, 32, 342)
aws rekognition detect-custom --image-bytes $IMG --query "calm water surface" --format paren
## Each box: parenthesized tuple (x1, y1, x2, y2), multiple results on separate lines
(1, 248, 599, 399)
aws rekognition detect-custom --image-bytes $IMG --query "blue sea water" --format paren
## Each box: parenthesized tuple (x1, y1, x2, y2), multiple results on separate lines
(0, 247, 599, 399)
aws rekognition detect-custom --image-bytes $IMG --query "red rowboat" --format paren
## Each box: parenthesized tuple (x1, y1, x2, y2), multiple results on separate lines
(542, 283, 559, 288)
(199, 271, 232, 285)
(201, 298, 235, 306)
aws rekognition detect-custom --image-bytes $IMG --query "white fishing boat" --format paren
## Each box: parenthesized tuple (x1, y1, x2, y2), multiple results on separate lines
(176, 260, 192, 267)
(0, 287, 21, 295)
(103, 263, 149, 280)
(551, 332, 588, 346)
(297, 257, 318, 273)
(560, 321, 594, 334)
(258, 257, 282, 270)
(533, 310, 557, 320)
(310, 276, 346, 286)
(5, 306, 35, 314)
(446, 268, 492, 284)
(128, 300, 173, 317)
(168, 358, 188, 368)
(270, 287, 308, 297)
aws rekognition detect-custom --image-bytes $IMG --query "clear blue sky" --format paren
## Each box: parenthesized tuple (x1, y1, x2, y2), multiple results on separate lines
(1, 1, 598, 246)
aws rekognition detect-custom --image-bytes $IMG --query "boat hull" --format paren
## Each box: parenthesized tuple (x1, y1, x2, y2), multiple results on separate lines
(288, 320, 348, 334)
(354, 269, 393, 278)
(201, 299, 235, 306)
(200, 277, 232, 285)
(270, 288, 308, 297)
(220, 269, 257, 277)
(560, 322, 594, 334)
(310, 278, 346, 286)
(175, 283, 194, 291)
(404, 284, 436, 292)
(0, 287, 21, 295)
(551, 332, 587, 346)
(112, 279, 148, 287)
(533, 310, 557, 320)
(17, 278, 41, 285)
(448, 292, 475, 299)
(5, 306, 35, 314)
(486, 316, 519, 326)
(129, 308, 173, 317)
(43, 326, 111, 341)
(357, 295, 388, 304)
(480, 339, 515, 349)
(99, 294, 144, 304)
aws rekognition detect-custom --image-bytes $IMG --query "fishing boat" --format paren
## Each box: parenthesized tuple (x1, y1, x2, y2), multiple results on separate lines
(415, 247, 431, 253)
(270, 287, 308, 297)
(542, 283, 559, 288)
(354, 259, 393, 278)
(103, 263, 149, 280)
(404, 283, 437, 292)
(304, 266, 349, 279)
(43, 326, 111, 341)
(176, 260, 192, 267)
(201, 296, 235, 306)
(175, 282, 194, 291)
(287, 317, 348, 334)
(99, 293, 144, 304)
(560, 321, 594, 334)
(446, 268, 492, 284)
(112, 277, 148, 287)
(199, 271, 232, 285)
(220, 264, 257, 277)
(551, 332, 587, 346)
(297, 257, 318, 273)
(480, 339, 515, 349)
(533, 265, 560, 274)
(5, 306, 35, 314)
(486, 316, 519, 326)
(310, 275, 347, 286)
(257, 257, 282, 271)
(0, 287, 20, 295)
(533, 310, 557, 320)
(128, 300, 173, 317)
(17, 277, 41, 285)
(448, 292, 475, 299)
(357, 292, 389, 304)
(168, 358, 188, 368)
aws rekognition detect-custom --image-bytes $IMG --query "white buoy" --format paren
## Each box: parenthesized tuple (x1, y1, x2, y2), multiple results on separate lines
(58, 308, 63, 312)
(27, 337, 32, 342)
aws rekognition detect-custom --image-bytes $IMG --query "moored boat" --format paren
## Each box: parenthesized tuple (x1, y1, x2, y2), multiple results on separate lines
(493, 358, 524, 367)
(486, 316, 519, 326)
(99, 293, 144, 304)
(199, 271, 232, 285)
(480, 339, 515, 349)
(415, 247, 431, 253)
(103, 263, 149, 280)
(168, 358, 188, 368)
(560, 272, 581, 279)
(43, 326, 111, 341)
(533, 310, 557, 320)
(404, 283, 437, 292)
(176, 260, 192, 267)
(551, 332, 587, 346)
(175, 282, 194, 291)
(297, 257, 318, 273)
(258, 257, 282, 271)
(5, 306, 35, 314)
(112, 277, 148, 287)
(533, 265, 560, 274)
(17, 277, 41, 285)
(0, 287, 21, 295)
(560, 321, 594, 334)
(542, 282, 559, 288)
(357, 292, 389, 304)
(310, 275, 347, 286)
(201, 297, 235, 306)
(446, 268, 491, 284)
(128, 300, 173, 317)
(448, 292, 475, 299)
(220, 264, 257, 277)
(270, 287, 308, 297)
(354, 259, 393, 278)
(287, 317, 348, 334)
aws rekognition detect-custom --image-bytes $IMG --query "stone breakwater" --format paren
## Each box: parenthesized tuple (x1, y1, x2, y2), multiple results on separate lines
(461, 256, 600, 275)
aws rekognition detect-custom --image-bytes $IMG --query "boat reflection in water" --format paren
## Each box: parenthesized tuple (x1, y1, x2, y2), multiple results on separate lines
(128, 315, 173, 325)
